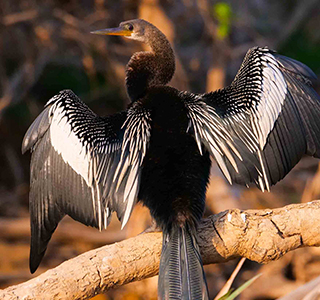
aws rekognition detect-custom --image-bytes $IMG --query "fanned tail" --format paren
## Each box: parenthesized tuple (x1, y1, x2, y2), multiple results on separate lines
(158, 224, 209, 300)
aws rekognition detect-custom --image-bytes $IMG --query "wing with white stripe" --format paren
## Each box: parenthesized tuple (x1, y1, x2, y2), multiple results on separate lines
(22, 89, 151, 272)
(186, 47, 320, 190)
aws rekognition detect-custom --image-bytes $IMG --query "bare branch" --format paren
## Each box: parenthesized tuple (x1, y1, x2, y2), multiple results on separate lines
(1, 201, 320, 300)
(3, 10, 38, 26)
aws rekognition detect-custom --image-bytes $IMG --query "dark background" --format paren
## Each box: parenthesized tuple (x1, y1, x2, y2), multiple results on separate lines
(1, 0, 320, 299)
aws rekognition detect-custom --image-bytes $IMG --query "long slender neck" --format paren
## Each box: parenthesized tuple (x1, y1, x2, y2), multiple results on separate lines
(125, 26, 175, 102)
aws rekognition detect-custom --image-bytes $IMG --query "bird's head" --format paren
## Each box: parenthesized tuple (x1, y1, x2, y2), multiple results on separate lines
(91, 19, 153, 43)
(91, 19, 175, 100)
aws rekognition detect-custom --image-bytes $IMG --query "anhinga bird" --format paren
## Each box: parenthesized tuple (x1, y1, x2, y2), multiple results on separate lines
(22, 19, 320, 299)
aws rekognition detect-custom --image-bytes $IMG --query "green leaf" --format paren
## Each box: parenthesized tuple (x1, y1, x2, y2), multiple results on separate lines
(212, 2, 232, 40)
(214, 2, 232, 22)
(217, 24, 230, 39)
(217, 289, 233, 300)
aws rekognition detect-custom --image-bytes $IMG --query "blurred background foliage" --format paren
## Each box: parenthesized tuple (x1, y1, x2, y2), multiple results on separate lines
(1, 0, 320, 299)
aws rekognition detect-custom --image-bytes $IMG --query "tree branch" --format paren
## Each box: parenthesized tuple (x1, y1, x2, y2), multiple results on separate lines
(2, 201, 320, 300)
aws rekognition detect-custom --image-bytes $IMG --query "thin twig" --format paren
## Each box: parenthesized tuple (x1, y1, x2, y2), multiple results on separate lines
(214, 257, 246, 300)
(3, 10, 38, 26)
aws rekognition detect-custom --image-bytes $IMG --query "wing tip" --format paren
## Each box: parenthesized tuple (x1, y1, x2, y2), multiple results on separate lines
(29, 261, 39, 274)
(275, 54, 318, 81)
(29, 248, 44, 274)
(22, 106, 52, 154)
(21, 137, 31, 155)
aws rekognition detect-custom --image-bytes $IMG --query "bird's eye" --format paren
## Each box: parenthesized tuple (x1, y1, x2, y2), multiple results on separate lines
(126, 24, 134, 31)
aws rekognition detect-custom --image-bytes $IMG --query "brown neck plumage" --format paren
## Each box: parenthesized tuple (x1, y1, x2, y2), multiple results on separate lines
(125, 24, 175, 102)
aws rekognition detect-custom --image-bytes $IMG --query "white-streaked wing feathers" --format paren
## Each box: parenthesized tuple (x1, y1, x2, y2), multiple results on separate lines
(185, 99, 240, 183)
(50, 104, 92, 186)
(22, 90, 151, 272)
(186, 47, 320, 191)
(113, 104, 152, 228)
(23, 90, 151, 229)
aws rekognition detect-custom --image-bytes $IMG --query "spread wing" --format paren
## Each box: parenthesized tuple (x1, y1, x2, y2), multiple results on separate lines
(185, 47, 320, 191)
(22, 89, 151, 272)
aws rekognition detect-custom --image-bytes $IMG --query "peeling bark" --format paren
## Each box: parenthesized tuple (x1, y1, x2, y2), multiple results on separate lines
(1, 201, 320, 300)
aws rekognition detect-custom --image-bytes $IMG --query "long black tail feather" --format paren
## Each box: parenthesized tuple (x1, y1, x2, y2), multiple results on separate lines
(158, 225, 209, 300)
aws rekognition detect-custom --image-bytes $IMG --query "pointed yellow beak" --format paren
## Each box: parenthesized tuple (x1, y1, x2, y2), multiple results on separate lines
(91, 27, 132, 36)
